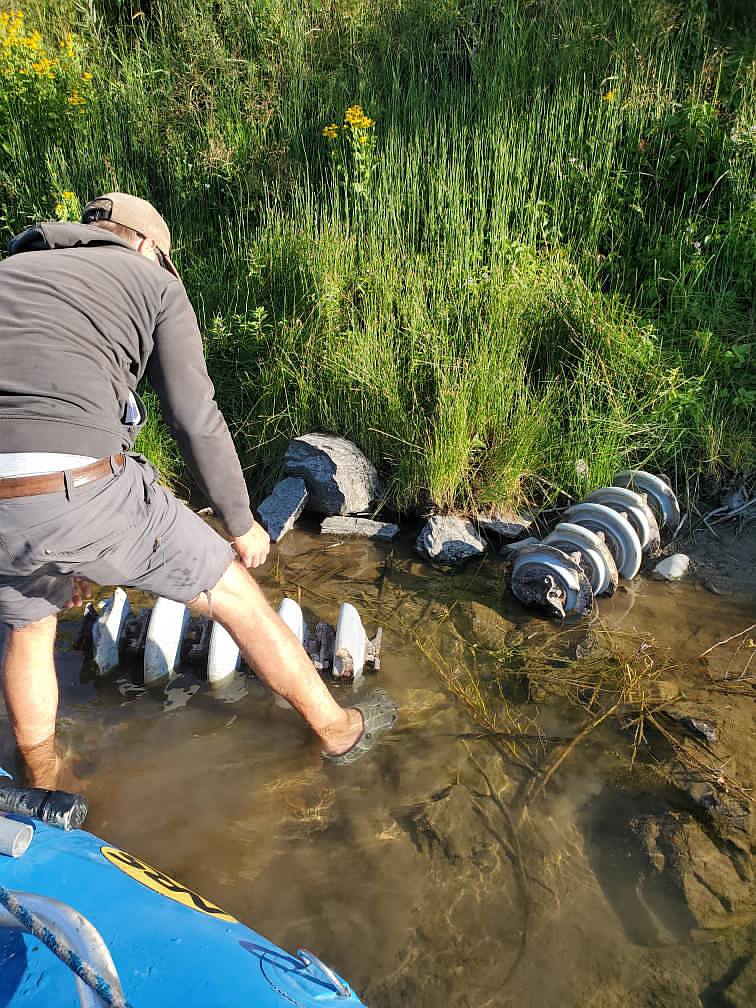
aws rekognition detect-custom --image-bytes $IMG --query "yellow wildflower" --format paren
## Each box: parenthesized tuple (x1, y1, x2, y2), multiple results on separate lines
(54, 203, 64, 215)
(67, 90, 85, 106)
(82, 71, 92, 81)
(31, 57, 55, 78)
(603, 90, 617, 103)
(322, 123, 339, 140)
(343, 104, 375, 130)
(344, 104, 363, 125)
(62, 191, 74, 199)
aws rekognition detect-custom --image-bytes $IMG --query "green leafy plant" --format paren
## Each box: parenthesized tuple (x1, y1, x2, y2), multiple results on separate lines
(322, 103, 377, 215)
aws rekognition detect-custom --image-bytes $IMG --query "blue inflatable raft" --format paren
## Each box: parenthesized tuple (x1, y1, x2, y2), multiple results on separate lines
(0, 807, 365, 1007)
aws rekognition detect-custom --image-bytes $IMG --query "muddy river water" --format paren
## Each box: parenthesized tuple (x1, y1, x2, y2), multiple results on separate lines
(1, 523, 754, 1007)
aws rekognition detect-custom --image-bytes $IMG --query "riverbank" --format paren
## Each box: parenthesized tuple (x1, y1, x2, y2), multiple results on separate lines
(2, 1, 754, 514)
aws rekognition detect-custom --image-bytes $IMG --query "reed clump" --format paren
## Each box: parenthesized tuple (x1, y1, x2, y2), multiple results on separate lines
(1, 1, 753, 511)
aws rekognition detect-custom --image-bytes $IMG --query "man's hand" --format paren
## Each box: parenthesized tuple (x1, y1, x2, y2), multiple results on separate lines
(232, 521, 271, 568)
(66, 577, 93, 610)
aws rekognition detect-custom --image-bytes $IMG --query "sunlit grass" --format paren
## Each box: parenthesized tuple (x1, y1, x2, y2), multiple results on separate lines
(2, 0, 753, 508)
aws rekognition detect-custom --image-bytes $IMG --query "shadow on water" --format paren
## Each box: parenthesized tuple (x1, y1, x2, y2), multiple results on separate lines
(1, 525, 754, 1007)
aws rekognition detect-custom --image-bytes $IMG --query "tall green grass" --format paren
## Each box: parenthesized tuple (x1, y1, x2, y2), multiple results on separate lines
(3, 0, 754, 511)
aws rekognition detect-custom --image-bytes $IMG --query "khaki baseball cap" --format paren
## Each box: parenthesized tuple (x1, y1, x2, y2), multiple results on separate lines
(81, 192, 179, 279)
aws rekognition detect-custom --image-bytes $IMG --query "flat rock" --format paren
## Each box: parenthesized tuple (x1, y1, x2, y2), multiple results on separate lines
(619, 678, 681, 714)
(283, 434, 382, 516)
(653, 553, 690, 581)
(257, 477, 309, 542)
(456, 600, 515, 650)
(320, 516, 399, 540)
(476, 511, 533, 542)
(632, 811, 754, 932)
(415, 516, 486, 565)
(668, 766, 752, 862)
(502, 536, 541, 554)
(723, 956, 756, 1007)
(410, 783, 495, 867)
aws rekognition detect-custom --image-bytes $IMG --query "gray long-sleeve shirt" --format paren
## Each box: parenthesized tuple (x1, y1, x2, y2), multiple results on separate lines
(0, 221, 255, 536)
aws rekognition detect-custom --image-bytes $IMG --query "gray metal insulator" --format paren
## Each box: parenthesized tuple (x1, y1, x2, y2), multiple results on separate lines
(182, 618, 213, 666)
(544, 522, 619, 596)
(119, 608, 150, 658)
(510, 545, 593, 619)
(584, 486, 661, 556)
(565, 502, 643, 579)
(613, 469, 681, 531)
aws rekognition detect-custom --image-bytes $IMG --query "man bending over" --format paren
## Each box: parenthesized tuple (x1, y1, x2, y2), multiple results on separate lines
(0, 192, 395, 784)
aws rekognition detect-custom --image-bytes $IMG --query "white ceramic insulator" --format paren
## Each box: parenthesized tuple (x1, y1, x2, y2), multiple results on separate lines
(275, 598, 306, 708)
(206, 622, 241, 685)
(0, 814, 33, 858)
(144, 597, 190, 685)
(278, 598, 305, 644)
(92, 587, 131, 676)
(333, 602, 368, 682)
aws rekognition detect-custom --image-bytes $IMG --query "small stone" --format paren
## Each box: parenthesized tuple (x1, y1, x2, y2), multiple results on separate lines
(663, 702, 718, 743)
(257, 477, 309, 542)
(283, 433, 382, 515)
(619, 678, 681, 715)
(415, 516, 486, 566)
(529, 682, 547, 703)
(652, 553, 690, 581)
(320, 516, 399, 540)
(502, 536, 541, 554)
(476, 511, 533, 542)
(721, 485, 748, 512)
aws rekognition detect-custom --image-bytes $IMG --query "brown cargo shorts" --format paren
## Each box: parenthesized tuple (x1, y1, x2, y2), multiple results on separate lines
(0, 455, 235, 629)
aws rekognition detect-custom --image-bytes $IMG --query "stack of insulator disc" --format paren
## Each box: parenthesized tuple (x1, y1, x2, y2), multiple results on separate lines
(510, 470, 680, 618)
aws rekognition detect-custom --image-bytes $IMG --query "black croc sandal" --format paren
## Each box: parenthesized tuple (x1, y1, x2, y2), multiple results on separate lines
(323, 689, 398, 765)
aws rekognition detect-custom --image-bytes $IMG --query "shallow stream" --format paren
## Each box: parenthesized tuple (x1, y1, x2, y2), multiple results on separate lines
(1, 524, 754, 1007)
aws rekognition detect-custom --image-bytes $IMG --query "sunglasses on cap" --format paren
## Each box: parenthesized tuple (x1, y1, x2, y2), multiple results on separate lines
(82, 206, 172, 274)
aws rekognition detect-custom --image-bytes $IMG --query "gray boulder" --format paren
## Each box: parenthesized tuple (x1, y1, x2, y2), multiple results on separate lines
(283, 434, 382, 516)
(257, 477, 309, 542)
(416, 516, 486, 565)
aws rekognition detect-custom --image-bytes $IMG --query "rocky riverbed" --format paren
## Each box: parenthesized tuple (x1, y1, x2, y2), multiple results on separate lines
(0, 511, 753, 1007)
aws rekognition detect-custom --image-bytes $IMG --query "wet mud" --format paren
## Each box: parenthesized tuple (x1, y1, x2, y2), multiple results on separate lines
(0, 519, 754, 1007)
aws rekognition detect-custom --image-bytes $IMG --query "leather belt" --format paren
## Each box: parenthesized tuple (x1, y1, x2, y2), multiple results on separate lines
(0, 454, 125, 500)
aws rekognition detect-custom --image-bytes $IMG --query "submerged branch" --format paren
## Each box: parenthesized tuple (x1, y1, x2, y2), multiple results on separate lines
(699, 623, 755, 658)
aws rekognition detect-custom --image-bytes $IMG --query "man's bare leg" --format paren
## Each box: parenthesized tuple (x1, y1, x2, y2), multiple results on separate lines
(2, 614, 61, 786)
(191, 561, 364, 756)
